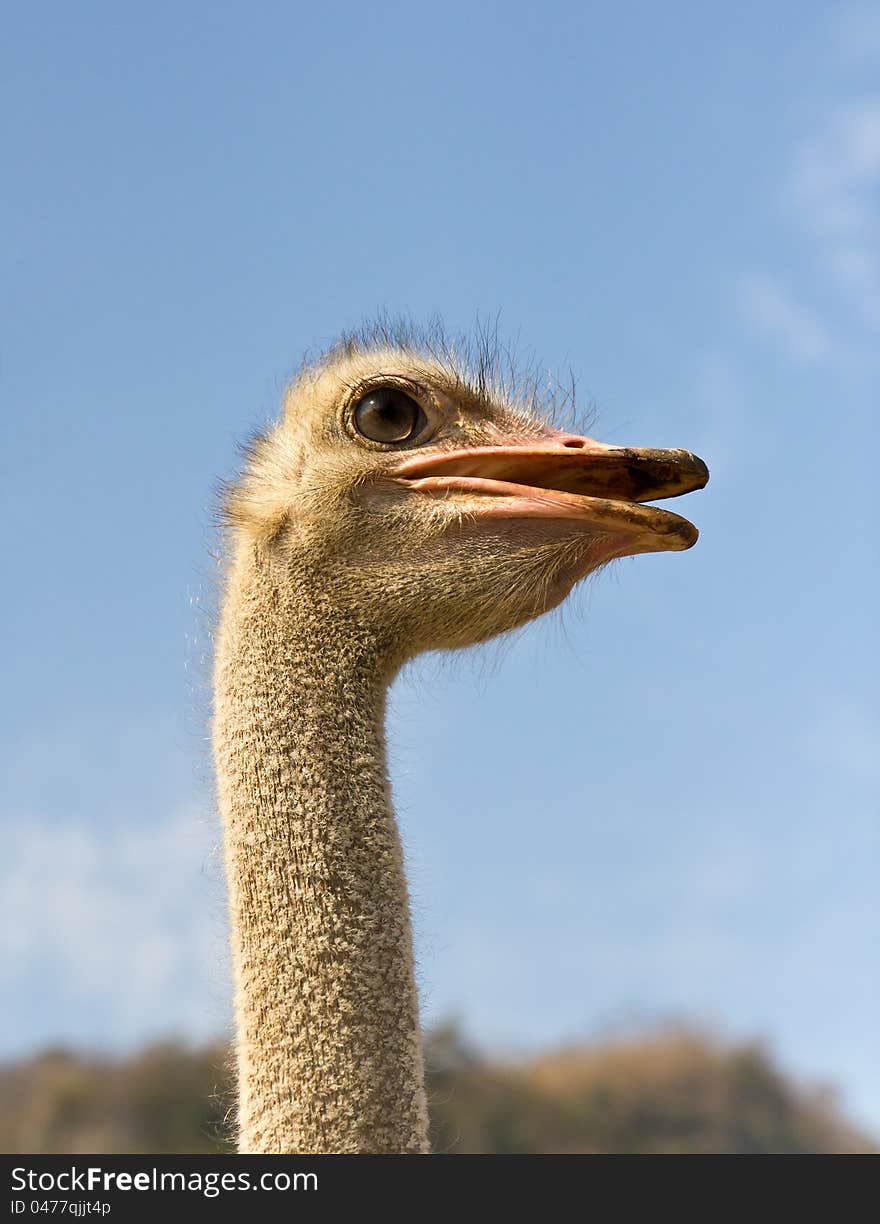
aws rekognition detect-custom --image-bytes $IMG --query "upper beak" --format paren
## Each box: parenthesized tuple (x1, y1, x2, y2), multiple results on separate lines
(390, 435, 709, 503)
(388, 432, 709, 556)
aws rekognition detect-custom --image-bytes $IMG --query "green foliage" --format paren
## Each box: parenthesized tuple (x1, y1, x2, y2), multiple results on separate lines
(0, 1025, 872, 1154)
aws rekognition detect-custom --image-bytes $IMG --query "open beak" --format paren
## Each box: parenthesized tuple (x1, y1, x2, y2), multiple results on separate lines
(390, 432, 709, 557)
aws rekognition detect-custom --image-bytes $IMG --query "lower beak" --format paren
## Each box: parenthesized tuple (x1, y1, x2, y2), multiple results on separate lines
(390, 433, 709, 554)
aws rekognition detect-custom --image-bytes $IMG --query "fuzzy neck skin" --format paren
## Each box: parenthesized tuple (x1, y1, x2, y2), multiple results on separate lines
(213, 542, 429, 1153)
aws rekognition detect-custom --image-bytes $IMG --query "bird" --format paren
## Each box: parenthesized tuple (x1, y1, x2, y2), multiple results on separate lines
(212, 320, 708, 1153)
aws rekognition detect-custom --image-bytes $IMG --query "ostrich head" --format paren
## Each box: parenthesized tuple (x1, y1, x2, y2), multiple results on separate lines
(227, 326, 708, 661)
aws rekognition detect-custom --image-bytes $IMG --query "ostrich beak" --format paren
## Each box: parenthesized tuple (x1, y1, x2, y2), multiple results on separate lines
(390, 432, 709, 556)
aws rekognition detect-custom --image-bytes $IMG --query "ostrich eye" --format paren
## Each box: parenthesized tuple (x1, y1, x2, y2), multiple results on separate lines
(353, 388, 425, 444)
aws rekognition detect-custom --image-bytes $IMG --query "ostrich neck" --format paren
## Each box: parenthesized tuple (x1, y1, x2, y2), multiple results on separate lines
(213, 545, 429, 1153)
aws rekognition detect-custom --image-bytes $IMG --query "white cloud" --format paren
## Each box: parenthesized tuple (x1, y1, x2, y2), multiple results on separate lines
(835, 3, 880, 63)
(792, 101, 880, 238)
(788, 98, 880, 335)
(0, 806, 231, 1051)
(828, 244, 880, 327)
(740, 275, 833, 363)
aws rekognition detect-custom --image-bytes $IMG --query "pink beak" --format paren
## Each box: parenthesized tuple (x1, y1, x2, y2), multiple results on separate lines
(389, 430, 709, 555)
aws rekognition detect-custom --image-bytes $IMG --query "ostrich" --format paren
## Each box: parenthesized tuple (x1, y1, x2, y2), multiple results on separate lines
(212, 323, 708, 1153)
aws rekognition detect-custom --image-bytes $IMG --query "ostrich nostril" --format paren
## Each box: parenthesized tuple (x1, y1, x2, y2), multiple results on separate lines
(561, 437, 586, 449)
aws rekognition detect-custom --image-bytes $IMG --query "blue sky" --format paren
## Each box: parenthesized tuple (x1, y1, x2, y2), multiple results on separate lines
(2, 1, 878, 1130)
